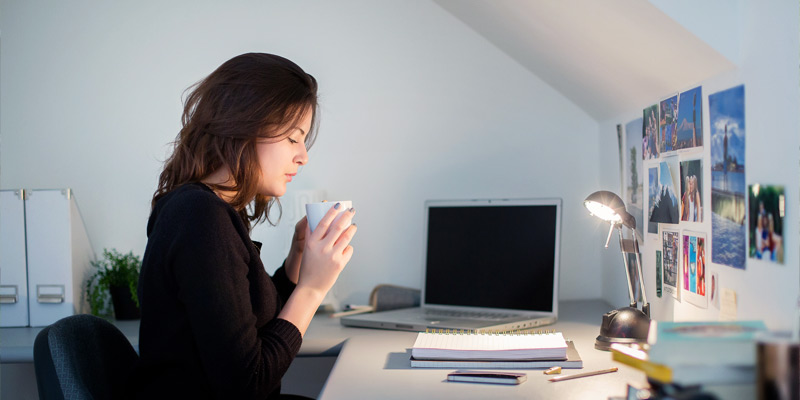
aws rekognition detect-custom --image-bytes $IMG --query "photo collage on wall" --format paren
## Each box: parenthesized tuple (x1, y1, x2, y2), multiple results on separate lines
(642, 86, 705, 304)
(618, 83, 781, 310)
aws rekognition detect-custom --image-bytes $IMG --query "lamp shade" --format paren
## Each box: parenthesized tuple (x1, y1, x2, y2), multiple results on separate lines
(583, 191, 636, 229)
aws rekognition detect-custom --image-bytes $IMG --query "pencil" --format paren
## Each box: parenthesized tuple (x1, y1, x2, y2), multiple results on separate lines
(548, 367, 618, 382)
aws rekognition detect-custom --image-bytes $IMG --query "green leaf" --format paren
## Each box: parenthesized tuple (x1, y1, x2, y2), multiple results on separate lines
(85, 248, 142, 318)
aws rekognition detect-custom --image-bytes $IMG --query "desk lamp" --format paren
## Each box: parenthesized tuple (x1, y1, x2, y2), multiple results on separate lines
(584, 190, 651, 351)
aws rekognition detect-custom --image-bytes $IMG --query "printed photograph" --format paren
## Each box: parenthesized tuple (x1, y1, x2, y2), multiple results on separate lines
(709, 85, 746, 269)
(647, 166, 659, 234)
(710, 271, 720, 309)
(682, 231, 707, 308)
(680, 159, 703, 222)
(656, 250, 663, 298)
(624, 118, 644, 234)
(662, 228, 680, 298)
(682, 235, 692, 292)
(675, 86, 703, 150)
(698, 237, 706, 297)
(643, 104, 659, 160)
(650, 157, 680, 224)
(659, 95, 678, 153)
(748, 184, 785, 264)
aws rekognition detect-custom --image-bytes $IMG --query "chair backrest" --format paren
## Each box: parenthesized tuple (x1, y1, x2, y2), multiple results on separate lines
(33, 314, 139, 400)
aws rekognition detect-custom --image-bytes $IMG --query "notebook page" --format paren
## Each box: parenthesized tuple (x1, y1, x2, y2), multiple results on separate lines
(411, 331, 568, 360)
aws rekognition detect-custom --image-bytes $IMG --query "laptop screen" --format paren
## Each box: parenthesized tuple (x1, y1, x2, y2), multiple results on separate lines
(423, 199, 561, 313)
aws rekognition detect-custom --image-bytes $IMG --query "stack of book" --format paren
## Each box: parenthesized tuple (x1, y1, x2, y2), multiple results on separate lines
(409, 329, 583, 369)
(612, 320, 767, 385)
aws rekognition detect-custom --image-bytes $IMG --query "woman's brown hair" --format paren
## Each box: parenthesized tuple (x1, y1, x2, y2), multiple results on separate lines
(153, 53, 318, 230)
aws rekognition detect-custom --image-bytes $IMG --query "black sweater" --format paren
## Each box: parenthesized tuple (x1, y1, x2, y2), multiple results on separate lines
(132, 183, 302, 399)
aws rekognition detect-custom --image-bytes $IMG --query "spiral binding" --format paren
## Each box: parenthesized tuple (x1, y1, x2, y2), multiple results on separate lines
(423, 328, 557, 335)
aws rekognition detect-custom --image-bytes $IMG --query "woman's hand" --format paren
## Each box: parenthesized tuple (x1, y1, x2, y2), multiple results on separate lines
(285, 217, 308, 284)
(278, 203, 357, 336)
(297, 203, 357, 297)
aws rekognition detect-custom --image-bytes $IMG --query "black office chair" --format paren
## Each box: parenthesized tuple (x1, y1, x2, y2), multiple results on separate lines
(33, 314, 139, 400)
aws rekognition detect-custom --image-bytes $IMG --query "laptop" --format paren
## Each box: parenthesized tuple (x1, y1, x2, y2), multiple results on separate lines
(341, 198, 562, 332)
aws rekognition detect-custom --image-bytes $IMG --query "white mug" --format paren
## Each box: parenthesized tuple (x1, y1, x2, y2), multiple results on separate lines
(305, 201, 353, 232)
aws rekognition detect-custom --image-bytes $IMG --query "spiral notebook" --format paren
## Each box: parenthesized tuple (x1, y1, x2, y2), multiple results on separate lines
(410, 330, 582, 369)
(412, 330, 567, 360)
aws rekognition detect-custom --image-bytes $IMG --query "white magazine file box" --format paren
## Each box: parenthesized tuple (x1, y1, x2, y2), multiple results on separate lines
(0, 189, 95, 327)
(26, 189, 95, 327)
(0, 190, 30, 327)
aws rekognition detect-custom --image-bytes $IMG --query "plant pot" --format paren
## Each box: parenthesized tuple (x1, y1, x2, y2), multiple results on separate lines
(109, 285, 140, 320)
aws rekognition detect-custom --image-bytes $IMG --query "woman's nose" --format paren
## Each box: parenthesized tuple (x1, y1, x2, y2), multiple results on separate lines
(296, 145, 309, 165)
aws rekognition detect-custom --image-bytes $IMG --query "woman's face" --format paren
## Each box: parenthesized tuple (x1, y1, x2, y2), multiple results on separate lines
(255, 109, 312, 197)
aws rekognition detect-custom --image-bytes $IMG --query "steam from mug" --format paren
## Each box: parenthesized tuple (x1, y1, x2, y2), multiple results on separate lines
(305, 201, 353, 233)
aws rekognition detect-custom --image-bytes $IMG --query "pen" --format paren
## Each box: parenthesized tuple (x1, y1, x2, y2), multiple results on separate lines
(548, 367, 618, 382)
(330, 305, 374, 318)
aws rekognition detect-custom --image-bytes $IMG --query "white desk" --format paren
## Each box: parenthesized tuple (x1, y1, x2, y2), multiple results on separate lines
(2, 300, 654, 399)
(319, 300, 648, 399)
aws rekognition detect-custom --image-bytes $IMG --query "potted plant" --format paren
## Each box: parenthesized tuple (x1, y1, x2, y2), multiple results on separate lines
(86, 248, 142, 320)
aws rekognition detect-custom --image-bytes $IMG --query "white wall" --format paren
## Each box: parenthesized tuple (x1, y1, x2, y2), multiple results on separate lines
(0, 0, 602, 306)
(648, 0, 743, 65)
(598, 0, 799, 330)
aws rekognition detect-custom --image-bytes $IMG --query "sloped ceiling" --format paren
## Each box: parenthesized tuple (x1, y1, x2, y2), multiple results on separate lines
(434, 0, 736, 121)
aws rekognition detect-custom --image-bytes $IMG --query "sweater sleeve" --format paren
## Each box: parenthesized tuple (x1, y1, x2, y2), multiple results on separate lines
(168, 193, 302, 399)
(271, 261, 296, 303)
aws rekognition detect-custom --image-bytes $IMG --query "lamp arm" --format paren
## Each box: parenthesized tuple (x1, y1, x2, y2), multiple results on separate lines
(616, 226, 637, 308)
(632, 230, 650, 316)
(603, 223, 615, 248)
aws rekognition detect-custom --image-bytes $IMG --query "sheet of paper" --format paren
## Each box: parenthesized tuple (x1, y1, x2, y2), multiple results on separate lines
(719, 288, 737, 321)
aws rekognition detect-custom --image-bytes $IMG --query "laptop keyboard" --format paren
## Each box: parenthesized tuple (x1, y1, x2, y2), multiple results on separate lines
(424, 309, 520, 321)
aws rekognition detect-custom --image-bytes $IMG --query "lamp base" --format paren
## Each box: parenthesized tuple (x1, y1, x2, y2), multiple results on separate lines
(594, 306, 651, 351)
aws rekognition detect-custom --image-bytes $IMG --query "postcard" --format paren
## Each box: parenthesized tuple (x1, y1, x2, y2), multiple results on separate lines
(650, 157, 680, 224)
(647, 166, 659, 235)
(682, 231, 707, 308)
(675, 86, 703, 150)
(659, 95, 678, 153)
(710, 271, 720, 309)
(679, 159, 703, 223)
(643, 104, 659, 160)
(709, 85, 746, 269)
(624, 118, 645, 234)
(661, 226, 680, 300)
(656, 250, 663, 298)
(748, 184, 785, 264)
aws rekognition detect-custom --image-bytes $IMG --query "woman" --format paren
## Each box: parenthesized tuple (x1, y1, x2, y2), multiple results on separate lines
(680, 175, 692, 221)
(691, 176, 702, 221)
(131, 53, 357, 399)
(755, 211, 766, 259)
(697, 239, 705, 296)
(680, 175, 701, 222)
